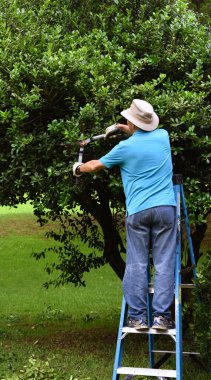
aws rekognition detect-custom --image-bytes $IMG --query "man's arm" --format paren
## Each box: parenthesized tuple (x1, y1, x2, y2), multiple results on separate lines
(116, 123, 133, 135)
(79, 160, 105, 173)
(73, 160, 105, 177)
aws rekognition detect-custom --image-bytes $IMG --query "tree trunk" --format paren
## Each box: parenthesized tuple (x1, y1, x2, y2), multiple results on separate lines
(182, 220, 208, 284)
(191, 0, 204, 12)
(76, 185, 126, 280)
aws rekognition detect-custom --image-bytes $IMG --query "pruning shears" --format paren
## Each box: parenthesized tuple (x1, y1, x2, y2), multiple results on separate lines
(75, 124, 122, 184)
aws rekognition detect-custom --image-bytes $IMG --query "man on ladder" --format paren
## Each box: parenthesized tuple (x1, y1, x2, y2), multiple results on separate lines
(73, 98, 177, 331)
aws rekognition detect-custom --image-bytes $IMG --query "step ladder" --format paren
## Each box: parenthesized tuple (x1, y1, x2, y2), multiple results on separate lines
(112, 174, 198, 380)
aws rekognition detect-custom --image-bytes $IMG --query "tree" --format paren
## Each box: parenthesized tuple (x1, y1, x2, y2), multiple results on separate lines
(0, 0, 210, 287)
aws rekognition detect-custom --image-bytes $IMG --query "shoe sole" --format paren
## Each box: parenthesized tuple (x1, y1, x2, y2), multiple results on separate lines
(152, 325, 175, 330)
(151, 325, 168, 330)
(134, 325, 149, 330)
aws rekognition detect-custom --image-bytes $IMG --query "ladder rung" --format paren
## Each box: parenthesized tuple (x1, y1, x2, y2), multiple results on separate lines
(117, 367, 176, 377)
(152, 350, 200, 355)
(148, 284, 194, 293)
(122, 327, 176, 335)
(181, 284, 195, 289)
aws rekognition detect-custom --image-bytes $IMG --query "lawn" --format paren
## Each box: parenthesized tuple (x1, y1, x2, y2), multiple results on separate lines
(0, 204, 209, 379)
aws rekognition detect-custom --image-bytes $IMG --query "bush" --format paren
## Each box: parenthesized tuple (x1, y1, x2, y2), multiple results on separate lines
(190, 253, 211, 368)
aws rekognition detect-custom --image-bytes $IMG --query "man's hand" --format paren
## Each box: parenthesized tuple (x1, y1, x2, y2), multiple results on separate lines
(105, 124, 120, 139)
(73, 162, 83, 177)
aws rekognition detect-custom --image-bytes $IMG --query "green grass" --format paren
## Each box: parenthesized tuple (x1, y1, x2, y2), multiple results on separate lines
(0, 202, 34, 215)
(0, 206, 209, 380)
(0, 233, 121, 318)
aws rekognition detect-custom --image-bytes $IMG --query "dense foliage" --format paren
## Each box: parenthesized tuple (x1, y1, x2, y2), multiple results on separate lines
(190, 253, 211, 368)
(0, 0, 210, 286)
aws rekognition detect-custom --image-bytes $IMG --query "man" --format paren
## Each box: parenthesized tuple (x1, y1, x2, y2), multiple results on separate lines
(73, 99, 177, 330)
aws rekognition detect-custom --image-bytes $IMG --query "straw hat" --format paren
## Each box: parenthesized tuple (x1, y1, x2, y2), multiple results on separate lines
(121, 99, 159, 131)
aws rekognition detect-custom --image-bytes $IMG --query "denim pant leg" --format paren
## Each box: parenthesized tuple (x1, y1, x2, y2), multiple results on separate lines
(123, 210, 151, 319)
(151, 206, 177, 318)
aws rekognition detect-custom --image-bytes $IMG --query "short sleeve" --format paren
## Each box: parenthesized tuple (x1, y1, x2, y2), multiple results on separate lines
(99, 143, 123, 169)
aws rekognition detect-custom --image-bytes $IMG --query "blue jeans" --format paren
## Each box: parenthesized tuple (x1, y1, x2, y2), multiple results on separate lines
(123, 206, 177, 319)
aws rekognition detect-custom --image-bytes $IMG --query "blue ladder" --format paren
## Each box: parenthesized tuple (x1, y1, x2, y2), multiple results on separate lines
(112, 174, 198, 380)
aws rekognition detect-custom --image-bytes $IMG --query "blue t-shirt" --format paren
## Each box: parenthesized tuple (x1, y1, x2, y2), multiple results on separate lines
(99, 129, 176, 216)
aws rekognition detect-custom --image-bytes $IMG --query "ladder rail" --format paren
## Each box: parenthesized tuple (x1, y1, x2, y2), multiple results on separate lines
(174, 183, 183, 380)
(112, 297, 128, 380)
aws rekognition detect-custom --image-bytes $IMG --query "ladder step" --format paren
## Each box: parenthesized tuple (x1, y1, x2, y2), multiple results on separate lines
(117, 367, 176, 377)
(122, 327, 176, 335)
(153, 350, 200, 355)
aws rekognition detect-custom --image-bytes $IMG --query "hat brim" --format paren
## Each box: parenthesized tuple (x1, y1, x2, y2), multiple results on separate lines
(121, 109, 159, 131)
